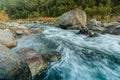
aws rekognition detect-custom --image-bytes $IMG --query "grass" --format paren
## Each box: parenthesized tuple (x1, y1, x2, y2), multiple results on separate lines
(88, 15, 120, 23)
(0, 11, 119, 24)
(0, 11, 9, 21)
(14, 17, 59, 25)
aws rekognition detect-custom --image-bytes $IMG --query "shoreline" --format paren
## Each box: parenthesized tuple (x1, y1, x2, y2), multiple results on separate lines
(13, 17, 59, 26)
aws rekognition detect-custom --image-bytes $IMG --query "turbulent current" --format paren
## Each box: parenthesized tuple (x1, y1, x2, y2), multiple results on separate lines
(13, 24, 120, 80)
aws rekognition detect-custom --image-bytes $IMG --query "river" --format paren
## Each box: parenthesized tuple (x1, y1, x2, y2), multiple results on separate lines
(13, 24, 120, 80)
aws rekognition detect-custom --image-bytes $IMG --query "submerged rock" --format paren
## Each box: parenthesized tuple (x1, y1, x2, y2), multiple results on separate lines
(57, 8, 87, 29)
(31, 29, 44, 33)
(42, 51, 61, 62)
(0, 44, 32, 80)
(0, 29, 17, 48)
(17, 48, 48, 77)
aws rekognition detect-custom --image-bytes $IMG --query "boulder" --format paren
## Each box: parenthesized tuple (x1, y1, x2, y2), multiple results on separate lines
(117, 19, 120, 23)
(57, 8, 87, 29)
(17, 48, 48, 77)
(0, 29, 17, 48)
(103, 22, 120, 28)
(87, 19, 105, 33)
(0, 44, 32, 80)
(101, 21, 120, 35)
(87, 19, 102, 29)
(17, 48, 61, 77)
(87, 20, 120, 35)
(0, 22, 8, 30)
(9, 25, 32, 35)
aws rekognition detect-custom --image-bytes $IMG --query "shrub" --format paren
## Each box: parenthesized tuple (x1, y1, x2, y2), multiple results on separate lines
(0, 11, 9, 21)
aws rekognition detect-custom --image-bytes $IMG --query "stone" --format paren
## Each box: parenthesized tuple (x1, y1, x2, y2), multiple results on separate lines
(103, 22, 120, 28)
(102, 24, 120, 35)
(57, 8, 87, 29)
(87, 19, 102, 29)
(0, 29, 17, 48)
(17, 48, 48, 77)
(88, 20, 120, 35)
(9, 25, 32, 35)
(0, 44, 32, 80)
(117, 19, 120, 23)
(31, 29, 44, 33)
(42, 51, 61, 62)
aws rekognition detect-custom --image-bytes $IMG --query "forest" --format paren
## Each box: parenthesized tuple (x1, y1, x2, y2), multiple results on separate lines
(0, 0, 120, 19)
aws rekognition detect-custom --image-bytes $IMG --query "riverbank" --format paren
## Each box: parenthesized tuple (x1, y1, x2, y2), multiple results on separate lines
(0, 10, 120, 26)
(14, 17, 59, 25)
(0, 8, 120, 79)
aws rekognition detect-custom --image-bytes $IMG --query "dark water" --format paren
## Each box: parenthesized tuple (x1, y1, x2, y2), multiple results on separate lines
(13, 24, 120, 80)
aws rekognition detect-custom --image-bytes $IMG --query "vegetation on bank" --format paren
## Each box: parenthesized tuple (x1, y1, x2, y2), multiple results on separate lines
(0, 11, 9, 21)
(0, 0, 120, 22)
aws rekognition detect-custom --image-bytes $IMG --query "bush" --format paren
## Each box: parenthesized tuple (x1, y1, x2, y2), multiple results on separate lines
(1, 0, 119, 19)
(112, 5, 120, 15)
(97, 6, 112, 16)
(0, 11, 9, 21)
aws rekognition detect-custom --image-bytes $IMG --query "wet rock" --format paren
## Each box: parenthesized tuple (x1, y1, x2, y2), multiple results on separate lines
(9, 25, 32, 35)
(0, 22, 8, 30)
(57, 8, 95, 36)
(103, 22, 120, 28)
(87, 19, 103, 29)
(117, 19, 120, 23)
(42, 51, 61, 62)
(0, 29, 17, 48)
(0, 44, 32, 80)
(57, 8, 87, 29)
(31, 29, 44, 33)
(101, 22, 120, 35)
(87, 19, 120, 35)
(17, 48, 48, 77)
(77, 28, 94, 36)
(17, 48, 61, 77)
(102, 24, 120, 35)
(87, 19, 105, 34)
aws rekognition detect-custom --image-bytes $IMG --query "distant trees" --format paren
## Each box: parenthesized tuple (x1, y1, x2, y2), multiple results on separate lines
(0, 0, 119, 19)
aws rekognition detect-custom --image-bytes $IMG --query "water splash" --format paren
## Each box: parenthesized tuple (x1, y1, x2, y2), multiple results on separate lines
(13, 24, 120, 80)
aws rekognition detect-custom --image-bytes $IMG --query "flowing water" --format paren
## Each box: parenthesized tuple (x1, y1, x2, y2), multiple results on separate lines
(13, 24, 120, 80)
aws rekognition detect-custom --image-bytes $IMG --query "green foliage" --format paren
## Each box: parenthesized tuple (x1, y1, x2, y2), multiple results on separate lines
(98, 6, 112, 16)
(85, 7, 96, 17)
(112, 5, 120, 15)
(0, 0, 119, 19)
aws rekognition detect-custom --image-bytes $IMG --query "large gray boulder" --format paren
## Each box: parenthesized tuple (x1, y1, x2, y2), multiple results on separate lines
(0, 44, 32, 80)
(0, 29, 17, 48)
(57, 8, 87, 29)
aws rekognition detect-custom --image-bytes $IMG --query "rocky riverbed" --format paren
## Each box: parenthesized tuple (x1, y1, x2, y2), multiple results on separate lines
(0, 21, 61, 79)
